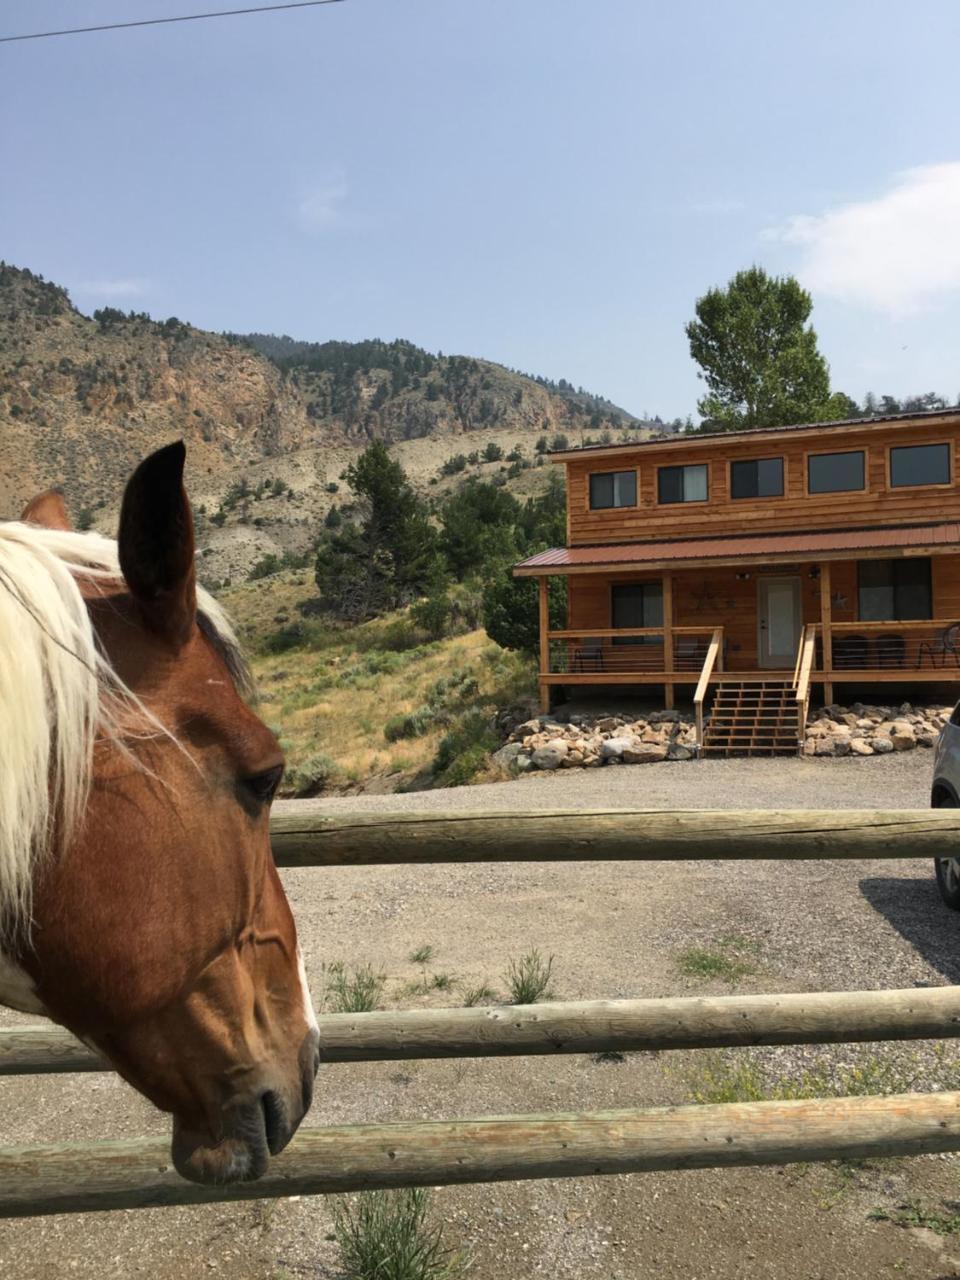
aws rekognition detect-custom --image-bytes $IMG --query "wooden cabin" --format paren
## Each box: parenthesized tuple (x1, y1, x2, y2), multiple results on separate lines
(513, 409, 960, 753)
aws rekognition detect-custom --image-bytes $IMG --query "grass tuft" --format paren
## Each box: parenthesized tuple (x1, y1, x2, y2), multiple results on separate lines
(325, 961, 386, 1014)
(504, 950, 554, 1004)
(409, 945, 435, 965)
(676, 935, 761, 983)
(462, 983, 497, 1007)
(869, 1202, 960, 1235)
(332, 1187, 467, 1280)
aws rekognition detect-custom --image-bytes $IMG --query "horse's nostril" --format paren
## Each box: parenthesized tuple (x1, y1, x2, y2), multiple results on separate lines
(260, 1090, 286, 1155)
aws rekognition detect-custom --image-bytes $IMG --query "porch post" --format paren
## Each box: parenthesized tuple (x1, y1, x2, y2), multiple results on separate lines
(538, 576, 551, 713)
(663, 574, 675, 710)
(820, 562, 834, 706)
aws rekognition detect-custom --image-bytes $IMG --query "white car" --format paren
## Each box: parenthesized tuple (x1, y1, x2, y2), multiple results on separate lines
(932, 704, 960, 907)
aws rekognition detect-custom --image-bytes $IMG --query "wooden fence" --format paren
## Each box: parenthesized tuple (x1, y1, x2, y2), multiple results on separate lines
(2, 805, 960, 1218)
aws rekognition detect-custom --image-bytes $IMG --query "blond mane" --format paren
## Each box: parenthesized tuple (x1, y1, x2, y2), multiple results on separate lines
(0, 522, 248, 942)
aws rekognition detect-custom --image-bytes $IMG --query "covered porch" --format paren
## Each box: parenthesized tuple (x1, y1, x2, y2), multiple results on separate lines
(516, 524, 960, 719)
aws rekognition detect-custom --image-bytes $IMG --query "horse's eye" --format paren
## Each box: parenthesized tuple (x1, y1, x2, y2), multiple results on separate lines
(243, 764, 284, 805)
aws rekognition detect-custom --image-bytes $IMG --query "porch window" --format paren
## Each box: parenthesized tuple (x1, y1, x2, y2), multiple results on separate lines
(889, 443, 951, 488)
(658, 463, 708, 504)
(611, 582, 663, 645)
(808, 450, 865, 494)
(730, 457, 784, 499)
(858, 558, 932, 621)
(589, 469, 637, 509)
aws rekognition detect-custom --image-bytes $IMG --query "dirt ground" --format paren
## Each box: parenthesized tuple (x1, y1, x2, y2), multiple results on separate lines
(4, 751, 960, 1279)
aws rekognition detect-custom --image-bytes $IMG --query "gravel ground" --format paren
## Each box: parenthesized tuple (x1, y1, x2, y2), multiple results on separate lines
(5, 750, 960, 1280)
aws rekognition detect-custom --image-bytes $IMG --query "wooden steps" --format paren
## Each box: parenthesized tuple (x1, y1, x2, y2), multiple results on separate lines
(701, 680, 802, 757)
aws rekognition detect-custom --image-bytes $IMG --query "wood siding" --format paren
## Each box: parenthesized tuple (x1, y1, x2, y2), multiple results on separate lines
(564, 420, 960, 546)
(566, 556, 960, 672)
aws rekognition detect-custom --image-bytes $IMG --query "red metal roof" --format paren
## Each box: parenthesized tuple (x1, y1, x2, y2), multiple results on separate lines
(514, 523, 960, 573)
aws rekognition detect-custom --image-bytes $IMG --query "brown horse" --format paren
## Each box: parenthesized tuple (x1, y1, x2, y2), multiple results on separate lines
(0, 441, 317, 1184)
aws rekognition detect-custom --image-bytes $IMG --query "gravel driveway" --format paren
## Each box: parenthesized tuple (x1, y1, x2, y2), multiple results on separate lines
(5, 750, 960, 1280)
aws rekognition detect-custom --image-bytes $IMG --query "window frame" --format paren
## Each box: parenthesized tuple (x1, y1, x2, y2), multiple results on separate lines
(887, 441, 953, 491)
(805, 448, 867, 496)
(587, 468, 638, 511)
(729, 456, 785, 501)
(656, 462, 710, 506)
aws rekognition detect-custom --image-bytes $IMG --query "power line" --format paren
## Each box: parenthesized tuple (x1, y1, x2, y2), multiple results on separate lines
(0, 0, 346, 44)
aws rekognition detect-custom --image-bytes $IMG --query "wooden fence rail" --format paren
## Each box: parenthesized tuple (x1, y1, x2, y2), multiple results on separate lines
(7, 986, 960, 1077)
(3, 1092, 960, 1218)
(269, 806, 960, 866)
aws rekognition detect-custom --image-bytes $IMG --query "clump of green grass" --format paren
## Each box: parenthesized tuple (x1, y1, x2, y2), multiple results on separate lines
(332, 1187, 467, 1280)
(869, 1202, 960, 1235)
(675, 934, 761, 983)
(409, 945, 435, 965)
(462, 983, 496, 1007)
(325, 962, 386, 1013)
(504, 950, 554, 1004)
(431, 972, 455, 991)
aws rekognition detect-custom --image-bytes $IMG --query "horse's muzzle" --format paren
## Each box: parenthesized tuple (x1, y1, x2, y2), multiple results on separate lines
(171, 1026, 320, 1184)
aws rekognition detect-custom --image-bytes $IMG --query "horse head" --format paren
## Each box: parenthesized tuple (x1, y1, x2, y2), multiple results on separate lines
(6, 442, 318, 1184)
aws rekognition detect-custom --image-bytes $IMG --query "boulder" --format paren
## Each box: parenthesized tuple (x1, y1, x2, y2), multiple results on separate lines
(849, 738, 874, 756)
(600, 737, 633, 760)
(916, 731, 938, 748)
(889, 720, 916, 751)
(622, 744, 668, 764)
(595, 717, 622, 733)
(491, 742, 524, 770)
(532, 739, 569, 770)
(872, 735, 894, 754)
(667, 743, 696, 761)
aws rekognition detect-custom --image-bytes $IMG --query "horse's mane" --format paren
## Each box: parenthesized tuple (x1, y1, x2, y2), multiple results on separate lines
(0, 522, 251, 943)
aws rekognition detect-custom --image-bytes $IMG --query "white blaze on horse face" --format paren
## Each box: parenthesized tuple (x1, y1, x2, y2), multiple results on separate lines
(0, 953, 47, 1016)
(297, 947, 318, 1033)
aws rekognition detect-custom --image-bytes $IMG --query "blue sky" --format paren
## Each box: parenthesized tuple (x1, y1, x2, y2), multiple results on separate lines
(2, 0, 959, 419)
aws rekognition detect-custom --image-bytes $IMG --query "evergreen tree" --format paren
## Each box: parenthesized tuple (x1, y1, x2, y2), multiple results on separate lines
(686, 267, 831, 430)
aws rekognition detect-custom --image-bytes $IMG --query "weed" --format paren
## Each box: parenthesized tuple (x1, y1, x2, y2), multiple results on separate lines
(462, 983, 496, 1007)
(504, 950, 554, 1004)
(431, 972, 455, 991)
(331, 1187, 467, 1280)
(869, 1202, 960, 1234)
(592, 1051, 627, 1065)
(325, 961, 386, 1013)
(282, 752, 338, 798)
(681, 1046, 928, 1107)
(409, 945, 435, 965)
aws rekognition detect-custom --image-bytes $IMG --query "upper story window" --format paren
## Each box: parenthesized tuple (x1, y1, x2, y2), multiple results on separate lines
(807, 449, 865, 494)
(889, 443, 951, 488)
(658, 463, 708, 504)
(730, 457, 784, 500)
(589, 469, 637, 509)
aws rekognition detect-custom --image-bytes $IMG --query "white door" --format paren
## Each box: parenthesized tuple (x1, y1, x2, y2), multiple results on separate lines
(758, 576, 802, 669)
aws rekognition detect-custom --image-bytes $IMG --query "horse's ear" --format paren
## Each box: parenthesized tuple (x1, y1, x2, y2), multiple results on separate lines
(118, 441, 196, 648)
(20, 489, 72, 531)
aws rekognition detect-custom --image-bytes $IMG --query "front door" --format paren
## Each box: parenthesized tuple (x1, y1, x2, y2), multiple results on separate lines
(758, 576, 802, 668)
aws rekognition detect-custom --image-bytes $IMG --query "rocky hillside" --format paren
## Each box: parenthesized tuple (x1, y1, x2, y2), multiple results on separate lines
(0, 263, 658, 580)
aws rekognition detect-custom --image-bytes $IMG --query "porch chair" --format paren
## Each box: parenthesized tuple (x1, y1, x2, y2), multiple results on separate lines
(917, 622, 960, 669)
(571, 639, 604, 673)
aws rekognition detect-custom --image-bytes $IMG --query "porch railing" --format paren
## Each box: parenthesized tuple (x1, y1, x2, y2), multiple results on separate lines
(545, 627, 720, 676)
(826, 619, 960, 673)
(693, 627, 725, 746)
(793, 624, 818, 730)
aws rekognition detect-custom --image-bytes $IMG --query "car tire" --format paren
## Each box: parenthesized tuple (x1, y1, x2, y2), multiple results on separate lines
(934, 794, 960, 910)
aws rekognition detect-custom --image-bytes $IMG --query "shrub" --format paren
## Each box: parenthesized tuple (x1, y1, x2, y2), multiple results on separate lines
(410, 593, 452, 640)
(431, 710, 497, 782)
(326, 481, 339, 493)
(384, 706, 436, 742)
(283, 752, 337, 796)
(331, 1187, 466, 1280)
(504, 950, 554, 1004)
(248, 553, 282, 580)
(261, 623, 306, 654)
